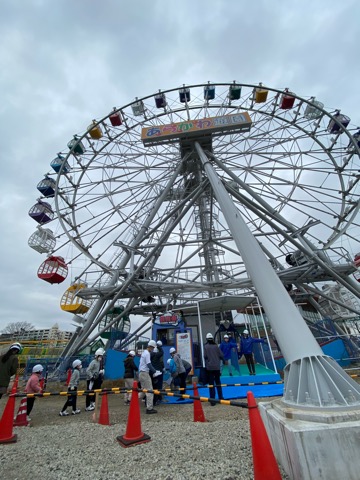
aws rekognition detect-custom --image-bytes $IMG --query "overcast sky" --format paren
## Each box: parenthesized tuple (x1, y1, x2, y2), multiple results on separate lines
(1, 0, 359, 334)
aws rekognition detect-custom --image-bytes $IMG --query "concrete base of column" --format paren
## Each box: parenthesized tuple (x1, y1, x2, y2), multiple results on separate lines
(259, 398, 360, 480)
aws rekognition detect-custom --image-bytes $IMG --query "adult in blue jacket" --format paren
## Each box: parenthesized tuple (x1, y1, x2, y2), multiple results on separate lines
(219, 334, 237, 376)
(239, 330, 266, 375)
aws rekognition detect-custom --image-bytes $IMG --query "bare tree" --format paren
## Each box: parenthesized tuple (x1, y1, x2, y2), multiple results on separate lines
(2, 321, 35, 335)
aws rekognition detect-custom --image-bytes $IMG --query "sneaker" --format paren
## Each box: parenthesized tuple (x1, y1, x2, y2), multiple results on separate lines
(146, 409, 157, 414)
(26, 416, 31, 422)
(72, 409, 81, 415)
(124, 400, 130, 405)
(59, 411, 69, 416)
(90, 402, 95, 408)
(85, 405, 95, 411)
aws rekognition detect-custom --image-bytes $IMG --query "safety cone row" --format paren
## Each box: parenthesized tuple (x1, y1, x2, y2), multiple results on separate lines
(0, 394, 17, 444)
(193, 382, 207, 423)
(247, 391, 282, 480)
(98, 393, 110, 426)
(117, 381, 151, 447)
(13, 397, 29, 427)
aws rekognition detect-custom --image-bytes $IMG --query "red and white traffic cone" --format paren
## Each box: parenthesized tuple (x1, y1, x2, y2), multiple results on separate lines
(13, 397, 29, 427)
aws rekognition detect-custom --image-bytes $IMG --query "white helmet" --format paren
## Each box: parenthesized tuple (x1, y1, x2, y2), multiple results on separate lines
(167, 358, 171, 365)
(148, 340, 157, 348)
(243, 329, 249, 335)
(9, 342, 22, 353)
(129, 351, 135, 356)
(32, 364, 44, 373)
(206, 333, 213, 340)
(156, 340, 163, 346)
(72, 359, 82, 369)
(95, 348, 105, 357)
(169, 347, 176, 354)
(224, 334, 229, 339)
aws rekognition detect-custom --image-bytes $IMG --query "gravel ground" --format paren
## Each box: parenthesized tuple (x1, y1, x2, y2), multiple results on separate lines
(0, 382, 289, 480)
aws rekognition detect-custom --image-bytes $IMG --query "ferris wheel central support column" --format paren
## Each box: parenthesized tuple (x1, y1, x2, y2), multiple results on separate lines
(195, 141, 360, 409)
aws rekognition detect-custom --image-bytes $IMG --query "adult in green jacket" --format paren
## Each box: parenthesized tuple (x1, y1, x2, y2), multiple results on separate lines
(0, 342, 22, 399)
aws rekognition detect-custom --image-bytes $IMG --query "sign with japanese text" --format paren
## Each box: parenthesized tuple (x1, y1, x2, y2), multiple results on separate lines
(141, 112, 252, 146)
(175, 330, 194, 375)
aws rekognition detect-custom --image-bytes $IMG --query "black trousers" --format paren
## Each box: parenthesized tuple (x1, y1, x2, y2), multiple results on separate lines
(244, 353, 255, 374)
(206, 370, 223, 402)
(61, 387, 77, 412)
(27, 397, 36, 415)
(86, 378, 103, 407)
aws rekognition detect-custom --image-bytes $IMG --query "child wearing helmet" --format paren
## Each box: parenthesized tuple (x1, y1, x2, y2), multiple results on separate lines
(59, 359, 82, 416)
(123, 351, 138, 405)
(0, 343, 22, 400)
(25, 364, 43, 421)
(85, 348, 105, 411)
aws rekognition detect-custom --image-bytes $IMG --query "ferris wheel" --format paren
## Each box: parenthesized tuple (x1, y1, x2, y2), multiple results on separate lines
(28, 82, 360, 354)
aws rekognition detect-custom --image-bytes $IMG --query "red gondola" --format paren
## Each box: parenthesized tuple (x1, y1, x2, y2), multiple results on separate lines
(280, 89, 296, 110)
(109, 109, 122, 126)
(37, 256, 68, 284)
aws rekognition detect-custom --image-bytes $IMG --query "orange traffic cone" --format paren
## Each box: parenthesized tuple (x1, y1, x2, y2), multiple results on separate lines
(11, 375, 19, 394)
(247, 391, 282, 480)
(98, 393, 110, 426)
(0, 394, 17, 444)
(117, 381, 151, 447)
(193, 382, 207, 423)
(13, 397, 29, 427)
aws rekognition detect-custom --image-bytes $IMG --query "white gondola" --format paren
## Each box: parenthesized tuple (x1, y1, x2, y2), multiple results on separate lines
(28, 227, 56, 254)
(304, 99, 324, 120)
(131, 98, 145, 116)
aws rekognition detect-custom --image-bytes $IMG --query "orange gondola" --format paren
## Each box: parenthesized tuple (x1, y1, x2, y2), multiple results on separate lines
(37, 256, 68, 284)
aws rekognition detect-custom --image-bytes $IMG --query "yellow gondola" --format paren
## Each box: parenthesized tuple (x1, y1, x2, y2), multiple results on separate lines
(60, 283, 92, 314)
(254, 85, 268, 103)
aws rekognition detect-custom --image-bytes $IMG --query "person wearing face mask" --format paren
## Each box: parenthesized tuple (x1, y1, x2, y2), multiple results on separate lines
(85, 348, 105, 411)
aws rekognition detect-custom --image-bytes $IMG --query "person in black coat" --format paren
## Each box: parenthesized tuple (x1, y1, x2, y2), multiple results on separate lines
(204, 333, 224, 406)
(123, 351, 138, 405)
(0, 343, 22, 399)
(151, 341, 165, 405)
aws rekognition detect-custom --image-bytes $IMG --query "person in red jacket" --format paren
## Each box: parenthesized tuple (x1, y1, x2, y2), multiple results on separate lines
(25, 364, 43, 421)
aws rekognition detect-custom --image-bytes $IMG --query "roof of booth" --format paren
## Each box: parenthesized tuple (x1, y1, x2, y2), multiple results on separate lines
(174, 295, 256, 314)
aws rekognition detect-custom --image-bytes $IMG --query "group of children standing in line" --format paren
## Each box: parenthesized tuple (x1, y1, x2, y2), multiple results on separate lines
(0, 328, 266, 420)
